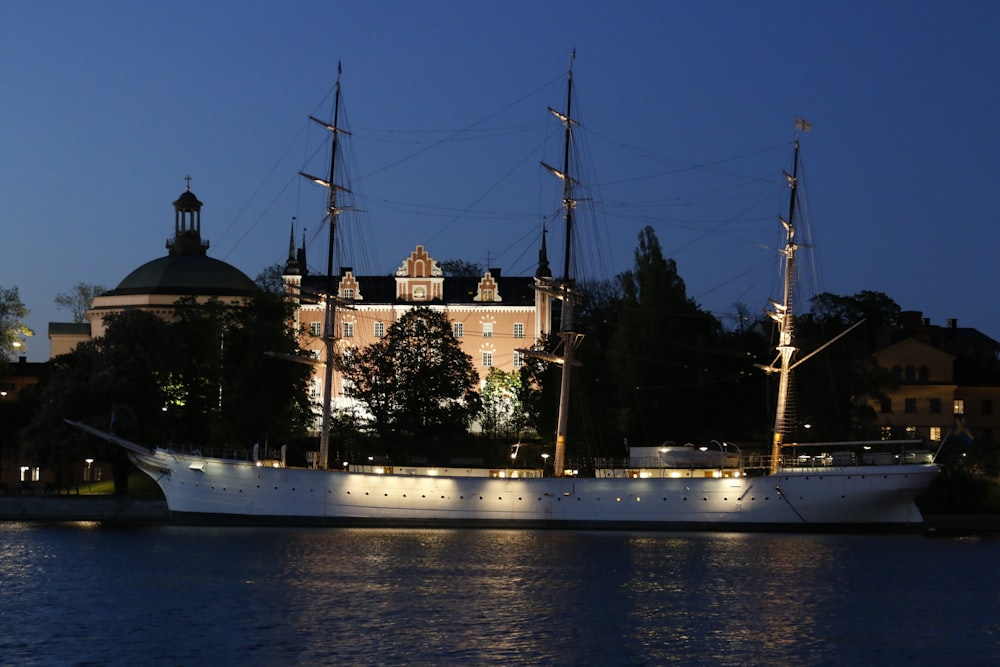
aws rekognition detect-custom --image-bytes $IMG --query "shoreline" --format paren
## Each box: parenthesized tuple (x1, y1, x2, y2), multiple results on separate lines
(2, 496, 999, 534)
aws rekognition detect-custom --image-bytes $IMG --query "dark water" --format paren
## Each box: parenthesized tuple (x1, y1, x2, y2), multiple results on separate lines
(1, 524, 997, 666)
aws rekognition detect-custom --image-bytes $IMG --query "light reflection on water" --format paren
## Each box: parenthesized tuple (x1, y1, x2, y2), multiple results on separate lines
(0, 524, 997, 666)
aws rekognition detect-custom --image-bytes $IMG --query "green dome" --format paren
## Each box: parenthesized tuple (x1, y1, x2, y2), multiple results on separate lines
(110, 254, 258, 297)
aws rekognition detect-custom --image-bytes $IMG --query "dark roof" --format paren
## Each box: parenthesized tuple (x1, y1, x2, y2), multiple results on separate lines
(300, 274, 537, 306)
(48, 322, 91, 336)
(108, 254, 258, 297)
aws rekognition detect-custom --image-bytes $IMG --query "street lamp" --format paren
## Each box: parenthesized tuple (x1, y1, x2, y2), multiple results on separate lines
(541, 452, 550, 477)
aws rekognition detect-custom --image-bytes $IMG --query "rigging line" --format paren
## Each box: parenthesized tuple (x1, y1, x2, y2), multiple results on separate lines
(588, 134, 792, 186)
(220, 171, 302, 263)
(423, 133, 551, 247)
(216, 118, 313, 249)
(661, 188, 783, 259)
(358, 73, 564, 182)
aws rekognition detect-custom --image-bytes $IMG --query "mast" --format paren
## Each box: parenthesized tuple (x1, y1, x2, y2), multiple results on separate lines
(765, 132, 803, 473)
(541, 51, 580, 477)
(300, 63, 352, 470)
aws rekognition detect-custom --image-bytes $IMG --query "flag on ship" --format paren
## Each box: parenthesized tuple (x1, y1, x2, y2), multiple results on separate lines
(949, 416, 974, 446)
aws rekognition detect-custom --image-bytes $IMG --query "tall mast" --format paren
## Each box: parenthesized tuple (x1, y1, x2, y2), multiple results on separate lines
(541, 51, 580, 477)
(765, 133, 802, 473)
(300, 63, 352, 470)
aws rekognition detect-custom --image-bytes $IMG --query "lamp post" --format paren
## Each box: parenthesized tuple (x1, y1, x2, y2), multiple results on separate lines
(541, 453, 550, 477)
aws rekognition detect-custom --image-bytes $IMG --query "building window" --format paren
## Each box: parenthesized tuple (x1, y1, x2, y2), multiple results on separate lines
(482, 351, 493, 367)
(930, 426, 942, 441)
(343, 321, 354, 338)
(453, 322, 464, 338)
(892, 366, 903, 383)
(482, 323, 493, 338)
(905, 426, 917, 439)
(374, 321, 385, 338)
(954, 399, 965, 415)
(342, 377, 355, 398)
(310, 321, 322, 337)
(513, 350, 524, 369)
(880, 398, 892, 414)
(412, 285, 426, 300)
(904, 366, 916, 382)
(342, 288, 355, 300)
(20, 467, 39, 482)
(513, 322, 525, 338)
(918, 366, 930, 382)
(904, 398, 917, 414)
(880, 426, 893, 440)
(983, 400, 994, 416)
(309, 379, 321, 400)
(929, 398, 941, 414)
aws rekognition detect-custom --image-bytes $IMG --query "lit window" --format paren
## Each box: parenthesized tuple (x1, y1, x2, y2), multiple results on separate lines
(930, 426, 942, 441)
(453, 322, 464, 338)
(482, 351, 493, 367)
(343, 322, 354, 338)
(513, 322, 525, 338)
(374, 321, 385, 338)
(954, 399, 965, 415)
(483, 323, 493, 338)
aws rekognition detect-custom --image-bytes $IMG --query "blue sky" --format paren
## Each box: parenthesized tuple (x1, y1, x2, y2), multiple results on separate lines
(4, 1, 999, 361)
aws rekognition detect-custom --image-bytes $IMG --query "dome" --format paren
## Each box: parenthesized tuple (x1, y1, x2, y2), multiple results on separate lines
(110, 254, 258, 297)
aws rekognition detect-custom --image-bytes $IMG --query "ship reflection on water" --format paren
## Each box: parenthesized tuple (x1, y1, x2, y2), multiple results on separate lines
(0, 525, 995, 665)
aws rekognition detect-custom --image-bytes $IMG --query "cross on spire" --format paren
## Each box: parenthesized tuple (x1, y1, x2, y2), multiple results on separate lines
(184, 174, 192, 191)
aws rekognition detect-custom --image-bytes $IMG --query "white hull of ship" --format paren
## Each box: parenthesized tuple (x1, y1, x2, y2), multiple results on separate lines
(131, 449, 939, 530)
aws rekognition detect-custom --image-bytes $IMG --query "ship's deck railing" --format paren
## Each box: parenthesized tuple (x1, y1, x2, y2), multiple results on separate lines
(595, 440, 937, 476)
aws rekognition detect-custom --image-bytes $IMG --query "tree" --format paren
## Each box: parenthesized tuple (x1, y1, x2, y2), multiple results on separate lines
(480, 368, 526, 439)
(439, 259, 484, 277)
(25, 292, 313, 491)
(54, 282, 106, 323)
(342, 307, 481, 441)
(255, 263, 287, 293)
(1, 285, 33, 362)
(609, 227, 723, 444)
(792, 290, 902, 441)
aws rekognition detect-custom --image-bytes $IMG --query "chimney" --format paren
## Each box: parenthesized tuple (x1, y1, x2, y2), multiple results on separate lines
(947, 318, 957, 329)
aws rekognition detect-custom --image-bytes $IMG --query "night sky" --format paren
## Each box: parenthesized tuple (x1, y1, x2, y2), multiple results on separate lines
(4, 1, 999, 361)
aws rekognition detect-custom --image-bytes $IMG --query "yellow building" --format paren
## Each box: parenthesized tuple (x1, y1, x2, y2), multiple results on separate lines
(872, 313, 1000, 444)
(48, 184, 259, 356)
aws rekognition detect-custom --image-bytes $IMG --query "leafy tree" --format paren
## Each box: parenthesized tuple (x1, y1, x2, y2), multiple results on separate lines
(480, 368, 526, 439)
(439, 259, 484, 277)
(609, 226, 723, 444)
(0, 285, 33, 361)
(791, 290, 901, 440)
(255, 263, 287, 293)
(54, 282, 106, 323)
(25, 293, 313, 491)
(342, 306, 481, 440)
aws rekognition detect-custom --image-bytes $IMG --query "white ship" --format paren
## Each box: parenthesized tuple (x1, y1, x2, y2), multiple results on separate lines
(70, 60, 940, 530)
